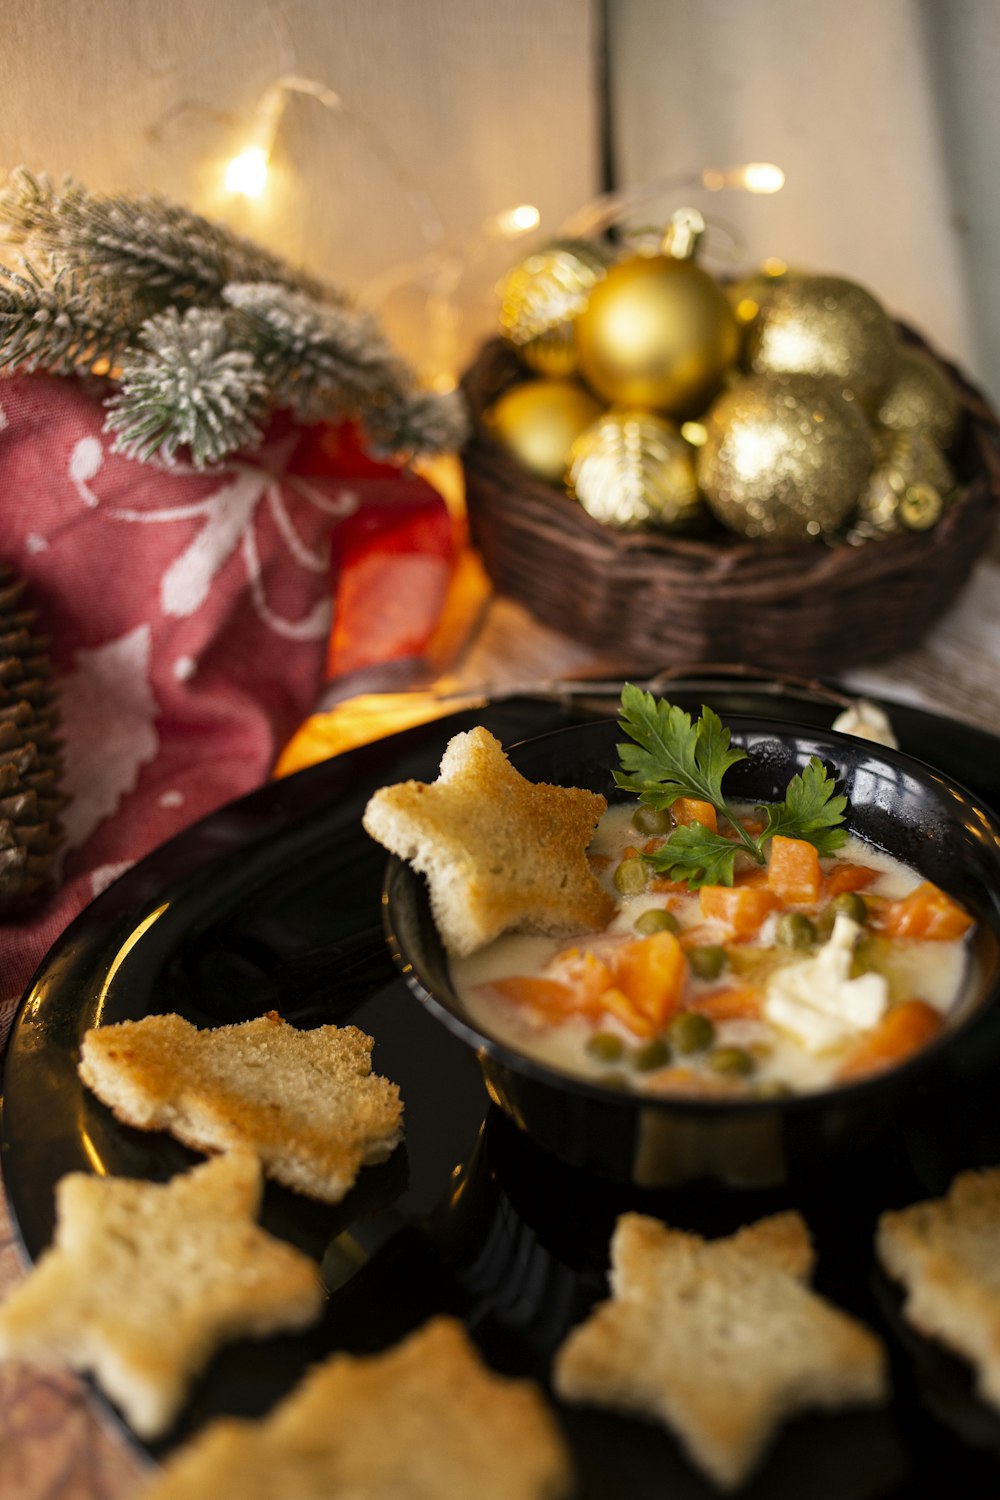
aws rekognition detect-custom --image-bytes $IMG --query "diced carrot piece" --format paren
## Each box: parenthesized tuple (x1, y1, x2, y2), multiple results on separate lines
(673, 798, 718, 832)
(690, 986, 763, 1021)
(613, 930, 687, 1027)
(882, 882, 975, 940)
(824, 862, 879, 898)
(739, 814, 767, 837)
(598, 985, 658, 1038)
(700, 884, 778, 938)
(489, 976, 576, 1021)
(767, 835, 822, 905)
(555, 949, 617, 1018)
(650, 874, 690, 894)
(836, 1000, 944, 1082)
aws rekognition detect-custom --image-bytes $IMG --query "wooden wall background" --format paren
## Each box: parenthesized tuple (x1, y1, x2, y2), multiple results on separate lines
(2, 0, 999, 403)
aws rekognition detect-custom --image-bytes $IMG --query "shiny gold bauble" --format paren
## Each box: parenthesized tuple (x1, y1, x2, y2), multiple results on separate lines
(484, 378, 605, 483)
(574, 253, 740, 416)
(875, 346, 961, 448)
(726, 261, 798, 328)
(499, 239, 615, 377)
(697, 373, 874, 540)
(855, 426, 954, 536)
(745, 275, 899, 411)
(567, 410, 701, 531)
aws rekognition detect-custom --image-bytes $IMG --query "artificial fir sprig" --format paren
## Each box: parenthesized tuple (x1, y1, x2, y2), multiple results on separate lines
(0, 167, 326, 309)
(0, 167, 469, 467)
(0, 260, 133, 377)
(104, 308, 269, 467)
(615, 684, 848, 888)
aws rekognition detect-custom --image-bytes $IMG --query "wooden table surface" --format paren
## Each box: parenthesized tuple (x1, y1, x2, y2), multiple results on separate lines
(4, 541, 1000, 1500)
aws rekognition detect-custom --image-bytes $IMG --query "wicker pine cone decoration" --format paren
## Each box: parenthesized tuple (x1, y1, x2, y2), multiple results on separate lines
(0, 564, 66, 913)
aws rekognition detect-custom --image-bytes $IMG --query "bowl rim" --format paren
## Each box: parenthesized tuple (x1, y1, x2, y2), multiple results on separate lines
(380, 713, 1000, 1116)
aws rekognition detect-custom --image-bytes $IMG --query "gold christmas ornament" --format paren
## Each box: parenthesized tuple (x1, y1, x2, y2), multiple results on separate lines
(499, 239, 615, 377)
(726, 260, 796, 327)
(855, 427, 954, 536)
(745, 275, 899, 411)
(697, 373, 874, 540)
(567, 410, 701, 531)
(574, 208, 740, 417)
(484, 378, 604, 483)
(875, 346, 961, 448)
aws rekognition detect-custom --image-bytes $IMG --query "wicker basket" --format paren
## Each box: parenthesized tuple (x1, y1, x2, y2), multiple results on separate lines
(461, 332, 1000, 675)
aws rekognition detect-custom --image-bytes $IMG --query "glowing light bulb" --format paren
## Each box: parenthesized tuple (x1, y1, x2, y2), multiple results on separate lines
(742, 162, 785, 194)
(224, 145, 270, 199)
(495, 203, 541, 237)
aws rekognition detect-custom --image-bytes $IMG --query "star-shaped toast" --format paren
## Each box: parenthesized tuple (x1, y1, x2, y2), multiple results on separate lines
(78, 1011, 403, 1203)
(143, 1316, 573, 1500)
(553, 1211, 887, 1490)
(877, 1166, 1000, 1410)
(0, 1153, 323, 1438)
(363, 725, 615, 955)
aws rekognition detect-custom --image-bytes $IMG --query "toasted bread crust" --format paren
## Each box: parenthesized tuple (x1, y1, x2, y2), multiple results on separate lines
(0, 1155, 322, 1438)
(877, 1166, 1000, 1409)
(143, 1316, 573, 1500)
(555, 1211, 887, 1490)
(363, 726, 614, 955)
(79, 1011, 403, 1203)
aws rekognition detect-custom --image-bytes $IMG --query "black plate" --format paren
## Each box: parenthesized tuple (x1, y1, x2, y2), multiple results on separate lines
(4, 678, 1000, 1497)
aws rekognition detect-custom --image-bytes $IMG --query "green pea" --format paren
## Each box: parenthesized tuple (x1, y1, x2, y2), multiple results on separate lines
(832, 891, 869, 924)
(633, 804, 671, 836)
(708, 1046, 756, 1078)
(614, 857, 649, 896)
(634, 907, 679, 936)
(687, 944, 727, 981)
(632, 1037, 671, 1072)
(775, 911, 817, 950)
(586, 1031, 624, 1063)
(669, 1010, 715, 1054)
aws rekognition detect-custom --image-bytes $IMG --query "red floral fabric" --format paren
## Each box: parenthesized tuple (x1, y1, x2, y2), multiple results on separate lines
(0, 373, 454, 1047)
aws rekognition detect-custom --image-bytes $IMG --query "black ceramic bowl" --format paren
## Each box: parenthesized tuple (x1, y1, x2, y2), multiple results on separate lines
(382, 718, 1000, 1190)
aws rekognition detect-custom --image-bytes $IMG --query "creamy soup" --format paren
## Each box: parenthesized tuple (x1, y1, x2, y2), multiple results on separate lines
(452, 802, 975, 1098)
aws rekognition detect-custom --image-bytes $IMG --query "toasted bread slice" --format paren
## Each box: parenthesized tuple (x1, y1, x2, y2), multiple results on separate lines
(877, 1166, 1000, 1410)
(0, 1154, 322, 1439)
(78, 1011, 402, 1203)
(554, 1211, 887, 1490)
(142, 1316, 573, 1499)
(363, 725, 614, 955)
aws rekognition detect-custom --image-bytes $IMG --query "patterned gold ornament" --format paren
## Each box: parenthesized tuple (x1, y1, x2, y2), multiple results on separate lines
(484, 378, 604, 483)
(499, 239, 616, 377)
(697, 373, 874, 540)
(745, 275, 899, 411)
(574, 209, 739, 417)
(875, 346, 961, 449)
(567, 410, 701, 531)
(855, 426, 955, 536)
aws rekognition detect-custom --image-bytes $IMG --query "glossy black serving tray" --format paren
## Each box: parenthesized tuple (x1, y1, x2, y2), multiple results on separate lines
(4, 678, 1000, 1497)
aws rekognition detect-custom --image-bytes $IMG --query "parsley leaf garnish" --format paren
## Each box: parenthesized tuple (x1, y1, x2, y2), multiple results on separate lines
(614, 683, 848, 888)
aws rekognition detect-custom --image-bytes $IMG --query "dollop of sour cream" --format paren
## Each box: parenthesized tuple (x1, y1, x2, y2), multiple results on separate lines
(763, 912, 889, 1053)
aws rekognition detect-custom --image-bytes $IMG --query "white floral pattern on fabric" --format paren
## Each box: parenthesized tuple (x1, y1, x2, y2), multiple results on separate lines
(58, 625, 160, 853)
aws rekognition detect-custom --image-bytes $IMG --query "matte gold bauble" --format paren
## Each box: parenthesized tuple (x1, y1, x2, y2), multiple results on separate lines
(499, 239, 615, 377)
(574, 221, 739, 416)
(567, 410, 701, 531)
(745, 275, 899, 411)
(484, 378, 605, 482)
(855, 427, 954, 536)
(697, 373, 874, 540)
(876, 346, 961, 448)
